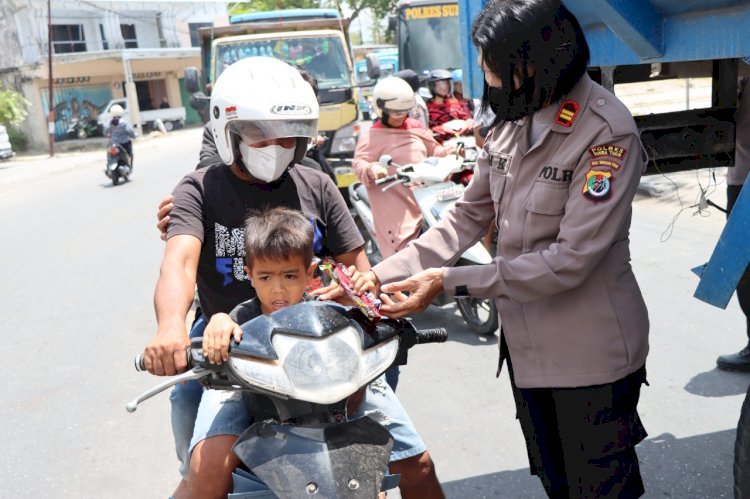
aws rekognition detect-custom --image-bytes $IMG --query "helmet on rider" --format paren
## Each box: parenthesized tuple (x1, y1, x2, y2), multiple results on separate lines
(372, 76, 416, 122)
(110, 104, 125, 117)
(210, 57, 319, 182)
(427, 69, 453, 98)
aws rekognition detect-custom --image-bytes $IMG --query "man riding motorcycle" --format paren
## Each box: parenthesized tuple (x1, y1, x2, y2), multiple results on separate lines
(103, 104, 136, 167)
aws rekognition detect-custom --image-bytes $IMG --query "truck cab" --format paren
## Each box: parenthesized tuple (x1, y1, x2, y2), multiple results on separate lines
(186, 9, 360, 164)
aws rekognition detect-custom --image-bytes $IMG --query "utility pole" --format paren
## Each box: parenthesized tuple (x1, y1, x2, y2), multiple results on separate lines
(47, 0, 55, 157)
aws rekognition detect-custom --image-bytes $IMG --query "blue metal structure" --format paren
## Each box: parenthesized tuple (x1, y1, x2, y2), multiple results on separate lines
(694, 185, 750, 309)
(458, 0, 750, 99)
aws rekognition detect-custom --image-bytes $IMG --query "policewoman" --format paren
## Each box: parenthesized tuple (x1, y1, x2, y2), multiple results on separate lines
(353, 0, 650, 496)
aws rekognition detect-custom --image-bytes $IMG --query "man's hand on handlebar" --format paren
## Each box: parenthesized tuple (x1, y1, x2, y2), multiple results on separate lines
(144, 325, 191, 376)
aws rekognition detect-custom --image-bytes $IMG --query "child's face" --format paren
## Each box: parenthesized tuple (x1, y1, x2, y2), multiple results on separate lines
(246, 255, 316, 315)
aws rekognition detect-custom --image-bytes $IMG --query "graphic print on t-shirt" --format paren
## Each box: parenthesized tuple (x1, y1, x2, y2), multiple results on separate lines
(214, 218, 326, 286)
(215, 222, 248, 286)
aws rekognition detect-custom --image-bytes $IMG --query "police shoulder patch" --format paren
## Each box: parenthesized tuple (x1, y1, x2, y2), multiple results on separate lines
(582, 169, 613, 202)
(589, 158, 621, 170)
(589, 144, 627, 160)
(555, 100, 579, 127)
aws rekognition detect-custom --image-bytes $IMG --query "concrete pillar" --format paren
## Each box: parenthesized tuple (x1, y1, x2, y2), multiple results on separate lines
(164, 72, 181, 108)
(122, 57, 142, 132)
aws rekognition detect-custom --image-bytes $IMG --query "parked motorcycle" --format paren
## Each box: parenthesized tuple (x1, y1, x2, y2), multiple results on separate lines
(127, 301, 447, 498)
(66, 117, 100, 140)
(104, 143, 131, 186)
(348, 152, 499, 335)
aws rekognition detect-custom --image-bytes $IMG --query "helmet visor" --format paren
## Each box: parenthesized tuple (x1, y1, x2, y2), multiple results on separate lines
(227, 119, 318, 146)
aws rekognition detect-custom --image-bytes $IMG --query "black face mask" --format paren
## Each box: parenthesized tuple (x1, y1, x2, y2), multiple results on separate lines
(488, 76, 539, 122)
(111, 117, 120, 126)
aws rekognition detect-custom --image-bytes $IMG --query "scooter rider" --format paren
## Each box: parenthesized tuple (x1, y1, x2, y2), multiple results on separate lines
(144, 57, 443, 499)
(426, 69, 473, 142)
(103, 104, 136, 166)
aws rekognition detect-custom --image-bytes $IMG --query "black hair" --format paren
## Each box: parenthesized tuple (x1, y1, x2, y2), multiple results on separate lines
(472, 0, 590, 122)
(295, 66, 319, 98)
(244, 207, 314, 268)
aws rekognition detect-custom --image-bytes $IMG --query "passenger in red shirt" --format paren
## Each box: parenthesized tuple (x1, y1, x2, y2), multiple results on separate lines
(425, 69, 473, 142)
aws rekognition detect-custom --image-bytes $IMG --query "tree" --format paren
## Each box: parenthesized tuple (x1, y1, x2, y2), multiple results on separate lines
(228, 1, 322, 15)
(0, 85, 29, 127)
(346, 0, 397, 24)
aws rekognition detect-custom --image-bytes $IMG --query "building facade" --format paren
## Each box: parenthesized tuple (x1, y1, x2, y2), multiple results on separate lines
(0, 0, 227, 151)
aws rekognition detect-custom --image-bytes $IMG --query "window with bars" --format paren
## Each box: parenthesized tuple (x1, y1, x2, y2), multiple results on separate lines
(51, 24, 87, 54)
(99, 25, 109, 50)
(120, 24, 138, 49)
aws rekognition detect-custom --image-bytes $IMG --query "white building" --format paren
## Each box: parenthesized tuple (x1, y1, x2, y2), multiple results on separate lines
(0, 0, 228, 151)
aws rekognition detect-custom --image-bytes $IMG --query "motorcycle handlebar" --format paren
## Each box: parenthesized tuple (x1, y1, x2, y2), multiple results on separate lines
(134, 350, 192, 372)
(374, 174, 399, 186)
(415, 328, 448, 344)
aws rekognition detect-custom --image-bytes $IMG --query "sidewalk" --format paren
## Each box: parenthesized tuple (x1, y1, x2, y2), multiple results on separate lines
(0, 126, 202, 189)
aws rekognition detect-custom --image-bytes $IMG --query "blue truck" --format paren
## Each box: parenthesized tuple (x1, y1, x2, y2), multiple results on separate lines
(387, 0, 750, 172)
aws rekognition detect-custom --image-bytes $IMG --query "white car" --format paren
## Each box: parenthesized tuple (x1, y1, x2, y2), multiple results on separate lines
(0, 125, 15, 160)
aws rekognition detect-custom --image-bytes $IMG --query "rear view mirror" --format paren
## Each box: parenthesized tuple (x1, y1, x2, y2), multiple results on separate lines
(387, 15, 397, 32)
(184, 67, 200, 93)
(366, 54, 381, 81)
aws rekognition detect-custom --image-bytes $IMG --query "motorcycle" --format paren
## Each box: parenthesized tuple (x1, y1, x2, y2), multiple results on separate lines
(104, 143, 131, 186)
(348, 151, 499, 336)
(127, 301, 447, 498)
(66, 117, 100, 140)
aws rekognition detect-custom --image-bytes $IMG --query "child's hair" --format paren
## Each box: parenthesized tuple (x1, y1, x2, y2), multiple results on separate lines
(244, 207, 314, 267)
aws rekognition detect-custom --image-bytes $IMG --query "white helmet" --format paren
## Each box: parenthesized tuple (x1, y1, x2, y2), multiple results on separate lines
(372, 77, 416, 118)
(110, 104, 124, 117)
(210, 57, 319, 167)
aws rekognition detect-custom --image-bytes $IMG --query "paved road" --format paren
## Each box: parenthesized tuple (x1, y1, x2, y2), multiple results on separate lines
(1, 127, 747, 498)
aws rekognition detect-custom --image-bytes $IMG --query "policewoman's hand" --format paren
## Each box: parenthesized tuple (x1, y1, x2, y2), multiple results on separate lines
(379, 268, 444, 318)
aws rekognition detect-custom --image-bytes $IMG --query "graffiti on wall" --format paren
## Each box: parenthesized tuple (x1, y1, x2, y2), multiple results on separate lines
(40, 85, 112, 141)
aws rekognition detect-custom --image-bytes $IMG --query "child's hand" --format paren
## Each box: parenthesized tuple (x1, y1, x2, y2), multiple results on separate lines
(203, 313, 242, 365)
(349, 266, 380, 296)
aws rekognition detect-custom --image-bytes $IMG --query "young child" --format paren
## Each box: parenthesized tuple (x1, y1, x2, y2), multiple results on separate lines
(187, 206, 317, 497)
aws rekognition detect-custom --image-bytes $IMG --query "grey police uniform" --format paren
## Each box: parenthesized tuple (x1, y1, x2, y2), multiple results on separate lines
(373, 73, 651, 496)
(374, 73, 649, 388)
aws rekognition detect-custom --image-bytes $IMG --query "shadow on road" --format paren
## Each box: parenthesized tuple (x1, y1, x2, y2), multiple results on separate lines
(441, 430, 736, 498)
(685, 368, 750, 397)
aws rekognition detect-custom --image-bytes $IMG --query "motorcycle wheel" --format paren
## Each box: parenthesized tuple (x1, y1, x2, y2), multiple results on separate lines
(455, 296, 498, 335)
(77, 127, 88, 140)
(734, 385, 750, 498)
(112, 172, 120, 186)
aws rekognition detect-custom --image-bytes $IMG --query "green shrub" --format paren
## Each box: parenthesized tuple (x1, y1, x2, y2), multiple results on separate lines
(7, 126, 28, 151)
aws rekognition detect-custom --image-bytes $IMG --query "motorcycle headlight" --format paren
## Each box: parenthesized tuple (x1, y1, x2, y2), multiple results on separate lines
(272, 326, 399, 404)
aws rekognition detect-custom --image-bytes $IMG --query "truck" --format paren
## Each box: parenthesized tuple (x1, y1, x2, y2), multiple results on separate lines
(184, 8, 360, 171)
(454, 0, 750, 173)
(389, 0, 462, 79)
(96, 98, 186, 132)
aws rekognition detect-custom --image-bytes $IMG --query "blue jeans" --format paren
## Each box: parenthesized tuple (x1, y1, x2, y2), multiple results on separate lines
(169, 314, 207, 480)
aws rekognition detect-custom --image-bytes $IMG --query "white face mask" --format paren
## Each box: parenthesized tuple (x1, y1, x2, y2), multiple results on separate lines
(239, 142, 296, 182)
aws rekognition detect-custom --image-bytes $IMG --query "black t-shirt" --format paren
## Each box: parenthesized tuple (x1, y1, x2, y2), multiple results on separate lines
(167, 162, 363, 318)
(229, 297, 262, 324)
